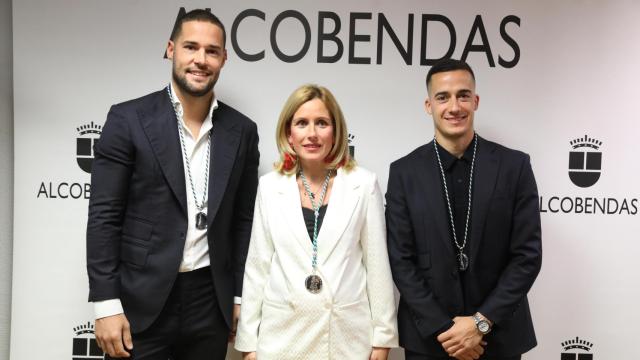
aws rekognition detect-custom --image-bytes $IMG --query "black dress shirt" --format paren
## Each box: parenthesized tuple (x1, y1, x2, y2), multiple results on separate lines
(302, 204, 328, 242)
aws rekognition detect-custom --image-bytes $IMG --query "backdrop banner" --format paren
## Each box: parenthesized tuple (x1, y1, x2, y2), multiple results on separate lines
(11, 1, 640, 359)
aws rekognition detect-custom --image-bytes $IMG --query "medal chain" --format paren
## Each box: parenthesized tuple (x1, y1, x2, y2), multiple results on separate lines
(433, 133, 478, 269)
(167, 85, 211, 215)
(300, 169, 332, 271)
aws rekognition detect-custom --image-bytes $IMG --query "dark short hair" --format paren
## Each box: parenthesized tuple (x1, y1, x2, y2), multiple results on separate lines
(170, 9, 226, 48)
(426, 58, 475, 91)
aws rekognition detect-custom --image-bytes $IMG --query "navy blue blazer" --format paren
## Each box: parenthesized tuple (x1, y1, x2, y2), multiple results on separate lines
(386, 136, 542, 357)
(87, 89, 259, 333)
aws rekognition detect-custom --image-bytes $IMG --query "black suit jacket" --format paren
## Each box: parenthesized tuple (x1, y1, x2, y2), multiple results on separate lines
(386, 136, 541, 357)
(86, 89, 259, 333)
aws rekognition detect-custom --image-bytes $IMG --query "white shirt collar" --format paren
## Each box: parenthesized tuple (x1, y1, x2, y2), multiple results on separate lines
(168, 82, 218, 141)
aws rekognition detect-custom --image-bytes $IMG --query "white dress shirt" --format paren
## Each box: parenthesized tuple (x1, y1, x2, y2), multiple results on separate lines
(94, 84, 239, 320)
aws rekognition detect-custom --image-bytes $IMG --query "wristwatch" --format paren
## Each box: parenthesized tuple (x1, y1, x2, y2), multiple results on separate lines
(472, 313, 492, 335)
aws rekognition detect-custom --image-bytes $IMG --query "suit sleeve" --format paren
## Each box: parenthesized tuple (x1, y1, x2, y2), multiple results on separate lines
(385, 162, 452, 339)
(86, 107, 134, 302)
(234, 181, 273, 352)
(478, 155, 542, 325)
(232, 121, 260, 297)
(360, 173, 399, 348)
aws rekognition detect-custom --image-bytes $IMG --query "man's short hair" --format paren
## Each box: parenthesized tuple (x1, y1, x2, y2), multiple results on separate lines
(426, 58, 475, 92)
(170, 9, 227, 48)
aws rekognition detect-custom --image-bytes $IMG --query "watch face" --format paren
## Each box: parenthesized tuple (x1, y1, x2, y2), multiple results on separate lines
(478, 320, 490, 333)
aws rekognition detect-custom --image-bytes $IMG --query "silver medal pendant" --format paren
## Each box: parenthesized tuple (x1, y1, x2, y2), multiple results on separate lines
(195, 212, 207, 230)
(305, 274, 323, 294)
(457, 253, 469, 271)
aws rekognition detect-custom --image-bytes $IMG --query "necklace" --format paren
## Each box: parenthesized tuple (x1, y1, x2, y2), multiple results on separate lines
(433, 133, 478, 271)
(299, 169, 332, 293)
(167, 85, 211, 230)
(306, 184, 321, 200)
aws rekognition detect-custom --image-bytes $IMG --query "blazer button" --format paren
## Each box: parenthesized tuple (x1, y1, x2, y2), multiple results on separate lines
(451, 270, 458, 278)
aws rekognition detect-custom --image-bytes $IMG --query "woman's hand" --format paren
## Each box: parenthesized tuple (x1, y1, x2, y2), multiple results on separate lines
(369, 347, 390, 360)
(242, 351, 257, 360)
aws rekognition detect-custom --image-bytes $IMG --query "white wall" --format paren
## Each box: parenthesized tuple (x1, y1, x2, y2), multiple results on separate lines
(0, 0, 13, 358)
(9, 1, 640, 359)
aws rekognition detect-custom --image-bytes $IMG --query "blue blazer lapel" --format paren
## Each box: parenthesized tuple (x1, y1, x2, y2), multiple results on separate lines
(469, 137, 499, 263)
(207, 103, 241, 226)
(420, 142, 455, 256)
(139, 90, 188, 216)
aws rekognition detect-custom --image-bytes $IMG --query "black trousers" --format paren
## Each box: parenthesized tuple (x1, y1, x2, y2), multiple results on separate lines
(107, 267, 229, 360)
(404, 349, 521, 360)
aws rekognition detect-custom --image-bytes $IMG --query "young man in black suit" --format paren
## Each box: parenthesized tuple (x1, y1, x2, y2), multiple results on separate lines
(86, 9, 259, 359)
(386, 59, 542, 360)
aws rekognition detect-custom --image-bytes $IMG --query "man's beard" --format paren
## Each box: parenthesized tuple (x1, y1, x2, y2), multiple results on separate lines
(172, 65, 216, 97)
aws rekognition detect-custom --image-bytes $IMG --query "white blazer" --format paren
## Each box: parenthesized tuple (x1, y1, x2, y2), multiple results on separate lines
(235, 166, 398, 359)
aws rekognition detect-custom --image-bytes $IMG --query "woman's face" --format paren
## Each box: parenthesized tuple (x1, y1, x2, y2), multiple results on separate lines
(288, 98, 334, 167)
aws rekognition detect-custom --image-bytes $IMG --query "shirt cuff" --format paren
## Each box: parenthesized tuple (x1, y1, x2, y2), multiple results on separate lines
(234, 296, 242, 305)
(93, 299, 124, 319)
(437, 320, 455, 336)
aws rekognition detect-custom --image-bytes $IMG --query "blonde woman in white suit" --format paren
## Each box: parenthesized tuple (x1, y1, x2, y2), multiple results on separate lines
(235, 84, 398, 359)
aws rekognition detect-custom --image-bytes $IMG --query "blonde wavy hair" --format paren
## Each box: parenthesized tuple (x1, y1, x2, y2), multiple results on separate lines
(274, 84, 355, 175)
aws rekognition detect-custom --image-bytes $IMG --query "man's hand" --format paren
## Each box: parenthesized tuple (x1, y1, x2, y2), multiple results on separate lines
(95, 313, 133, 358)
(242, 351, 257, 360)
(369, 347, 390, 360)
(452, 344, 485, 360)
(229, 304, 241, 343)
(436, 316, 485, 360)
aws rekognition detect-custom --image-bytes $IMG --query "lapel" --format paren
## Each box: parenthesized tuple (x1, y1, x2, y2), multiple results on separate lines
(139, 90, 187, 215)
(317, 168, 361, 265)
(469, 137, 499, 262)
(277, 173, 314, 258)
(207, 103, 241, 226)
(275, 168, 361, 264)
(419, 142, 455, 256)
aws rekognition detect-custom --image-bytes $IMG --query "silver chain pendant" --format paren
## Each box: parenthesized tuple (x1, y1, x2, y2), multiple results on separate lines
(166, 85, 211, 233)
(300, 169, 332, 294)
(305, 274, 323, 294)
(434, 133, 478, 273)
(195, 212, 207, 230)
(457, 252, 469, 271)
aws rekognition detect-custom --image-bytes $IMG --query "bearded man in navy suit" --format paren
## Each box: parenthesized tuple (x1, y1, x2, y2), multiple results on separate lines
(86, 9, 259, 359)
(386, 59, 541, 360)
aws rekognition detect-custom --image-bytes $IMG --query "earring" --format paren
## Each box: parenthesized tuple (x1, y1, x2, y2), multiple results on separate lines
(283, 153, 297, 171)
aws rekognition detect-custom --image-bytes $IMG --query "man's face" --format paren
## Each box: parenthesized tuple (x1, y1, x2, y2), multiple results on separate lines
(166, 20, 227, 97)
(425, 70, 479, 142)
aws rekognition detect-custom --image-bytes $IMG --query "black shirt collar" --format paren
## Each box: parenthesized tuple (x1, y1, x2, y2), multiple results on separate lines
(436, 136, 476, 171)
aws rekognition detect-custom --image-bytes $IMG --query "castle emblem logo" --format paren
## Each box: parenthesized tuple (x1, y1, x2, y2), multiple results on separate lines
(76, 122, 102, 173)
(72, 322, 104, 360)
(561, 336, 593, 360)
(568, 135, 602, 188)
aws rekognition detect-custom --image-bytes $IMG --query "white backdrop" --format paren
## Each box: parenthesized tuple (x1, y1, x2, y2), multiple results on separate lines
(11, 1, 640, 359)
